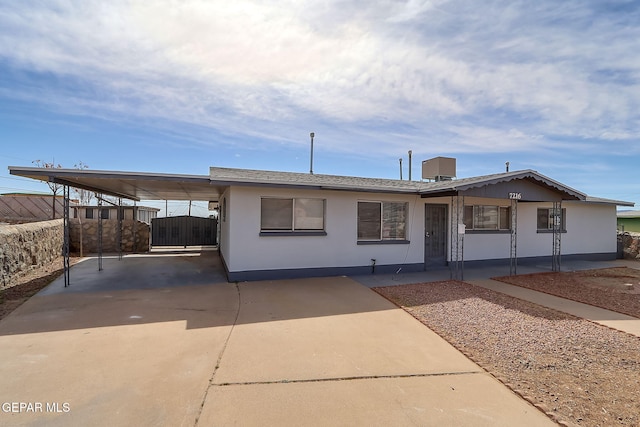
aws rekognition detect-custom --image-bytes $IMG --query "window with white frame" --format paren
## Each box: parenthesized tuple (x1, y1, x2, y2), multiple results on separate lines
(537, 208, 566, 231)
(260, 198, 325, 232)
(357, 201, 407, 241)
(463, 205, 511, 231)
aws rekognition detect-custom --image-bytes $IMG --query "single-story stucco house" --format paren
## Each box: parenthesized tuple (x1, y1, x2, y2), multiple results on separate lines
(9, 157, 634, 281)
(212, 160, 633, 281)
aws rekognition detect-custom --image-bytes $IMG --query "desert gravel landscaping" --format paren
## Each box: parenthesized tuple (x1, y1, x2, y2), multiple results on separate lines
(375, 275, 640, 427)
(495, 267, 640, 318)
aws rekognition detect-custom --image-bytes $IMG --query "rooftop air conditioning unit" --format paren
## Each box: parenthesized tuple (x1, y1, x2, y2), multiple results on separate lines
(422, 157, 456, 182)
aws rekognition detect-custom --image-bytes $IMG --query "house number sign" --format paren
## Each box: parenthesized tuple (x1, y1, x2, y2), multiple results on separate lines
(508, 192, 522, 200)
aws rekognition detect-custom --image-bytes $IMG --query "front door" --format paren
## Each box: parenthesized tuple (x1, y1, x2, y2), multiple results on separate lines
(425, 204, 448, 267)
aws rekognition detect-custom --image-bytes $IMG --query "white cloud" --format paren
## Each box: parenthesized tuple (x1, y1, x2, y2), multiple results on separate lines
(0, 0, 639, 158)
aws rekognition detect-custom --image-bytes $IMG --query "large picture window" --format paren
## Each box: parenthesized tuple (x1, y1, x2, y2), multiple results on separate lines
(357, 201, 407, 241)
(463, 205, 511, 231)
(537, 208, 566, 231)
(261, 198, 325, 232)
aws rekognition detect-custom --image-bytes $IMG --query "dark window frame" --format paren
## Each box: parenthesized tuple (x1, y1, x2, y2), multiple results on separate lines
(260, 197, 326, 234)
(357, 201, 408, 242)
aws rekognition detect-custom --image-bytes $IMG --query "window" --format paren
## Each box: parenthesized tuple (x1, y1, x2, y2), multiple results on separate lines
(463, 205, 511, 231)
(260, 198, 325, 232)
(85, 208, 94, 219)
(100, 209, 110, 219)
(357, 201, 407, 241)
(537, 208, 566, 231)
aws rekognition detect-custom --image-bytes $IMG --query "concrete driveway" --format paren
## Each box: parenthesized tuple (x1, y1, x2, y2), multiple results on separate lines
(0, 252, 552, 426)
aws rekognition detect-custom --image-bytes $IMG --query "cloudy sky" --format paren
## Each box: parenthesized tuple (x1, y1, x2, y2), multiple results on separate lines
(1, 0, 638, 215)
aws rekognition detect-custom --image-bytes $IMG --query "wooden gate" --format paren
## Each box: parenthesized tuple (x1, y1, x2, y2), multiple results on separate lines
(151, 216, 218, 246)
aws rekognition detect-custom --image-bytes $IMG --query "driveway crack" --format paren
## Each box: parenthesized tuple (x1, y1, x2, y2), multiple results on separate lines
(194, 282, 241, 426)
(212, 370, 484, 387)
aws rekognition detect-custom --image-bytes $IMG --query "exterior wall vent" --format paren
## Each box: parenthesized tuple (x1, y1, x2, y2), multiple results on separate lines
(422, 157, 456, 182)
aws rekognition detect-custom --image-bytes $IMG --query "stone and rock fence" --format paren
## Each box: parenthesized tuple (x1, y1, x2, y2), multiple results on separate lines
(69, 219, 150, 254)
(619, 232, 640, 260)
(1, 219, 150, 288)
(0, 219, 63, 289)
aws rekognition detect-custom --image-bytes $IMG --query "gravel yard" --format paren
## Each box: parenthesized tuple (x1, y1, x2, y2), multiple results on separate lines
(494, 267, 640, 318)
(375, 278, 640, 427)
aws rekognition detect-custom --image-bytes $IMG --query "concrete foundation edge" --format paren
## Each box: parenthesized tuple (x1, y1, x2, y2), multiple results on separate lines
(222, 252, 617, 282)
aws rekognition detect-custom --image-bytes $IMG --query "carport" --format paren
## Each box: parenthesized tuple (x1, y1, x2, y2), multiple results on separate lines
(8, 167, 227, 285)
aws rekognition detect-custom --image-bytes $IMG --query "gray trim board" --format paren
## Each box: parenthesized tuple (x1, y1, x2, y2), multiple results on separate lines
(226, 262, 425, 282)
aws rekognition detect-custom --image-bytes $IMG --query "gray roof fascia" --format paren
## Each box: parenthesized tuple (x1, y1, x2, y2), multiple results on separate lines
(586, 196, 635, 207)
(9, 166, 210, 183)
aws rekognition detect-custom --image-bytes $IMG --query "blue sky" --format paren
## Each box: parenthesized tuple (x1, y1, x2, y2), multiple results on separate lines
(1, 0, 639, 216)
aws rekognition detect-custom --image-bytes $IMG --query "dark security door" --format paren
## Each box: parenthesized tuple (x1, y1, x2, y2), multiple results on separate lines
(425, 204, 448, 267)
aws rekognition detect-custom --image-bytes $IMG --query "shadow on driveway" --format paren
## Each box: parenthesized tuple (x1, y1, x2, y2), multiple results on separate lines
(0, 250, 394, 336)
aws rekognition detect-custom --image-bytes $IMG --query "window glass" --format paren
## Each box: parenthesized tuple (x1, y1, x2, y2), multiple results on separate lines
(499, 207, 511, 230)
(358, 202, 381, 240)
(537, 208, 566, 230)
(294, 199, 324, 230)
(85, 208, 94, 219)
(537, 208, 549, 229)
(100, 209, 109, 219)
(383, 202, 407, 239)
(261, 198, 293, 230)
(474, 205, 498, 229)
(463, 206, 474, 229)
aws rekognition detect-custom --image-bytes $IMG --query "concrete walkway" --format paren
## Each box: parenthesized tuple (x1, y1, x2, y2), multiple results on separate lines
(0, 253, 552, 426)
(468, 279, 640, 338)
(354, 258, 640, 338)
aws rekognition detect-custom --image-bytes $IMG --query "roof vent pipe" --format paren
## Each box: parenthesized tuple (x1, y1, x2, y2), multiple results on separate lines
(408, 150, 413, 181)
(309, 132, 315, 174)
(399, 158, 403, 180)
(506, 161, 510, 172)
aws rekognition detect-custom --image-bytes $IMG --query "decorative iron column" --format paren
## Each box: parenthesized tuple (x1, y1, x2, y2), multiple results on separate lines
(552, 201, 562, 272)
(98, 195, 103, 271)
(63, 184, 71, 287)
(117, 197, 123, 261)
(509, 198, 518, 276)
(450, 195, 464, 280)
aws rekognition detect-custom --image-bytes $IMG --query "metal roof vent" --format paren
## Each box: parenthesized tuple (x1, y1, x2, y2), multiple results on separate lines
(422, 157, 456, 182)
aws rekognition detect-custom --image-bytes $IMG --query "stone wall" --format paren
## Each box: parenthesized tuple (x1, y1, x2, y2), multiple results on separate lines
(619, 232, 640, 260)
(69, 219, 150, 254)
(0, 219, 63, 289)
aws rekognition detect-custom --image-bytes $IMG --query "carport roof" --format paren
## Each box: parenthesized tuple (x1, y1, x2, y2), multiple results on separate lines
(9, 167, 218, 202)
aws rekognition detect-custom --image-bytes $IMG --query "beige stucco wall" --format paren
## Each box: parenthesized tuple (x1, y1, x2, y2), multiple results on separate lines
(223, 186, 619, 276)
